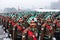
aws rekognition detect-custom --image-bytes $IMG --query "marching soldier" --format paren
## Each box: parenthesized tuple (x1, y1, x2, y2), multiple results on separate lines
(2, 16, 7, 33)
(18, 17, 29, 29)
(54, 18, 60, 40)
(40, 19, 53, 40)
(23, 16, 29, 28)
(0, 15, 2, 25)
(12, 17, 25, 40)
(11, 17, 17, 38)
(7, 16, 12, 38)
(5, 16, 11, 33)
(22, 19, 40, 40)
(15, 17, 25, 40)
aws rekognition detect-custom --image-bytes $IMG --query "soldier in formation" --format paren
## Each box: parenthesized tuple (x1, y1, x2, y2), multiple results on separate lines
(0, 13, 60, 40)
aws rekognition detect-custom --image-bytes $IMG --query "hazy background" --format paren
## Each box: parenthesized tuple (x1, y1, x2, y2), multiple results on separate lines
(0, 0, 60, 13)
(51, 0, 60, 9)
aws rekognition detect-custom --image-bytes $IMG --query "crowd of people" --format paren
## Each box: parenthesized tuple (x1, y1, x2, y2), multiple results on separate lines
(0, 13, 60, 40)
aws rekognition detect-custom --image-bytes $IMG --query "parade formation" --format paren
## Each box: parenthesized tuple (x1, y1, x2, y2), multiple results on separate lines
(0, 9, 60, 40)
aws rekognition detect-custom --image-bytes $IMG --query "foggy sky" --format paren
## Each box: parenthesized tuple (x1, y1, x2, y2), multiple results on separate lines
(51, 0, 60, 9)
(0, 0, 58, 10)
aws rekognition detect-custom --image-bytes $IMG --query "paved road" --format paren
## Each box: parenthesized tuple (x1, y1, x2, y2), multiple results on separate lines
(0, 25, 4, 40)
(0, 25, 11, 40)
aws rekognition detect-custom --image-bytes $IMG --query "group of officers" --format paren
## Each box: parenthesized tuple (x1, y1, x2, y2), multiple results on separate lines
(0, 13, 60, 40)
